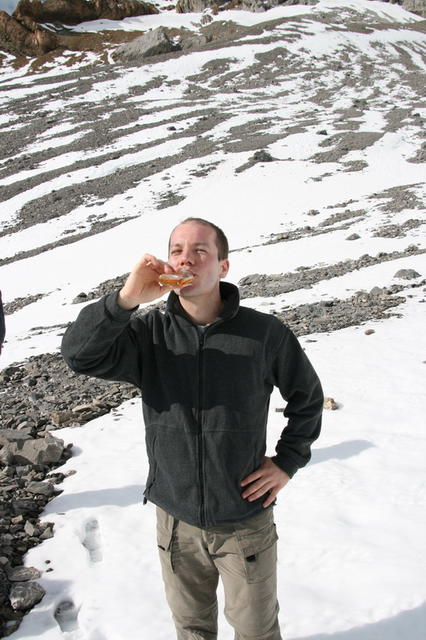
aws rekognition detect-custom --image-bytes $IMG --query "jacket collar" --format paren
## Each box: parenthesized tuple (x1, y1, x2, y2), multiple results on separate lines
(166, 281, 240, 323)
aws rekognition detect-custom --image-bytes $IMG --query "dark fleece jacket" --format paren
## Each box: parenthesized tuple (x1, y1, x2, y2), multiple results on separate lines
(61, 282, 323, 527)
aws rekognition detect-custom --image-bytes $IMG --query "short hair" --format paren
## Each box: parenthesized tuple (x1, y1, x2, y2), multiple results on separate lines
(170, 217, 229, 260)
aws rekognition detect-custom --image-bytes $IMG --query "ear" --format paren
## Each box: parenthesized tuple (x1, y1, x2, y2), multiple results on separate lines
(219, 259, 229, 279)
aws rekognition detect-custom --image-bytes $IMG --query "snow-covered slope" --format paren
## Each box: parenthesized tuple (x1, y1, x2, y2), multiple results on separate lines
(1, 1, 425, 638)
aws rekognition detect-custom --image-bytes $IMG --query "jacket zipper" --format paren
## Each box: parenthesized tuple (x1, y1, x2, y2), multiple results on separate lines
(197, 328, 206, 527)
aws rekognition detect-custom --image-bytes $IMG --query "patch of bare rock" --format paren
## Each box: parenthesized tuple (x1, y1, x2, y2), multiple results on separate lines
(0, 353, 139, 434)
(274, 280, 425, 337)
(373, 218, 424, 238)
(0, 351, 139, 634)
(0, 216, 138, 269)
(3, 293, 47, 315)
(0, 426, 73, 636)
(238, 246, 425, 299)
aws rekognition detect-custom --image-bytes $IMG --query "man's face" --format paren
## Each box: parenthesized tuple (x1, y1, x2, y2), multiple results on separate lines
(168, 222, 229, 298)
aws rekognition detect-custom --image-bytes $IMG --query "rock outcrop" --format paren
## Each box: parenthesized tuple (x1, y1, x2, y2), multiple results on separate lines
(13, 0, 159, 26)
(0, 0, 159, 59)
(0, 10, 57, 57)
(176, 0, 216, 13)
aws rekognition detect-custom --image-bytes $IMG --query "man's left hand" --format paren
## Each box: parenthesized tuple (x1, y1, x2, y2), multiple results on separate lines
(241, 457, 290, 508)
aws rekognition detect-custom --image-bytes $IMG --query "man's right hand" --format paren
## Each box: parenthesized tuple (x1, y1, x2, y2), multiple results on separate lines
(117, 254, 173, 310)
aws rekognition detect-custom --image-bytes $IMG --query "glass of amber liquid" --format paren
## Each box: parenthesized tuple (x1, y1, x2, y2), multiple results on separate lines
(158, 271, 194, 288)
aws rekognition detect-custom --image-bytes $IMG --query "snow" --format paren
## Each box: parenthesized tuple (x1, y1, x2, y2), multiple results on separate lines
(1, 1, 426, 639)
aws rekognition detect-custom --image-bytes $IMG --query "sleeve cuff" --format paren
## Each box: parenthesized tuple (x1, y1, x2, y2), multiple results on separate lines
(104, 290, 138, 322)
(271, 455, 298, 479)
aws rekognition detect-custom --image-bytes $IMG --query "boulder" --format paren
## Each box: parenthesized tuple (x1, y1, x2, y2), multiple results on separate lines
(0, 430, 31, 446)
(0, 10, 57, 57)
(393, 268, 421, 279)
(26, 481, 55, 497)
(9, 581, 45, 611)
(13, 0, 159, 26)
(0, 433, 64, 467)
(113, 27, 181, 62)
(7, 567, 41, 583)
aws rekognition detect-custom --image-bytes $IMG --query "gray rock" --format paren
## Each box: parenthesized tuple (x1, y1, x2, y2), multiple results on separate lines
(241, 0, 282, 12)
(346, 233, 360, 240)
(394, 268, 421, 280)
(370, 286, 385, 296)
(176, 0, 213, 13)
(252, 150, 274, 162)
(0, 430, 31, 446)
(9, 581, 45, 611)
(40, 525, 54, 540)
(72, 292, 88, 304)
(27, 481, 55, 497)
(11, 499, 40, 517)
(8, 566, 41, 582)
(182, 34, 210, 51)
(113, 27, 180, 62)
(235, 149, 276, 173)
(2, 434, 64, 466)
(24, 521, 37, 536)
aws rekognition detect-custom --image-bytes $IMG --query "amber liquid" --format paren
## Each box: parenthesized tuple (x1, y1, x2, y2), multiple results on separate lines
(159, 273, 194, 287)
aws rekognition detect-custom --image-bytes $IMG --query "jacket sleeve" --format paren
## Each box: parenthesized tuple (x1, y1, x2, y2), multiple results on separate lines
(61, 291, 143, 388)
(269, 327, 323, 478)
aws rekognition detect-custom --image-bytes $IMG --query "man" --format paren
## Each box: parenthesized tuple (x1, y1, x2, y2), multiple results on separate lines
(61, 218, 323, 640)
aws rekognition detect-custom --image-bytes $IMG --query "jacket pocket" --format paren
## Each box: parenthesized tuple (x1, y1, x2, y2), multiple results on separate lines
(143, 433, 157, 503)
(143, 460, 157, 502)
(235, 520, 278, 584)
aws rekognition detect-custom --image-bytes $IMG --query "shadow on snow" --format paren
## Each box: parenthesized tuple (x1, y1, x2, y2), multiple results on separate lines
(294, 601, 426, 640)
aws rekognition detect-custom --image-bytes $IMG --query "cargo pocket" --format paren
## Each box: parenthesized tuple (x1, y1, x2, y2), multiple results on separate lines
(235, 521, 278, 584)
(156, 508, 175, 574)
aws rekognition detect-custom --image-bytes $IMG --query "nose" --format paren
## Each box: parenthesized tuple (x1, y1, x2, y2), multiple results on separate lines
(179, 249, 194, 266)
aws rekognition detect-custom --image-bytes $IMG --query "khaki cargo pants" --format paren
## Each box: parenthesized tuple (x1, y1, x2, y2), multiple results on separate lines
(156, 507, 282, 640)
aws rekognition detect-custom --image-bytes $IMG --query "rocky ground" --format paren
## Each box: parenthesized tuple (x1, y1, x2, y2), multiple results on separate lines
(1, 1, 425, 636)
